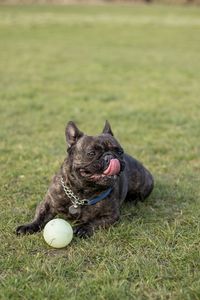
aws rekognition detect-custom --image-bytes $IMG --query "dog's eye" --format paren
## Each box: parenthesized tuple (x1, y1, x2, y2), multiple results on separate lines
(87, 150, 96, 157)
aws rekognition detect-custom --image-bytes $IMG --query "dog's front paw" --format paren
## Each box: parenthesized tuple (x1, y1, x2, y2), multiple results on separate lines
(16, 223, 40, 235)
(73, 224, 93, 238)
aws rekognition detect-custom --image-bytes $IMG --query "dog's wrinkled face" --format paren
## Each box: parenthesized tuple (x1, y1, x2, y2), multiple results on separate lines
(66, 121, 125, 187)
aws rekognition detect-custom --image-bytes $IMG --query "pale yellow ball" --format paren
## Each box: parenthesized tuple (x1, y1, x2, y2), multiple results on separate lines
(43, 218, 73, 248)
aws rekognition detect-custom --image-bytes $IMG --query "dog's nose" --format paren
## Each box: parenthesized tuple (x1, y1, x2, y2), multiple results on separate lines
(104, 154, 114, 166)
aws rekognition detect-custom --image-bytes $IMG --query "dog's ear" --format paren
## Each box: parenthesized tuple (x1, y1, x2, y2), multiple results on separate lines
(66, 121, 83, 147)
(102, 120, 114, 136)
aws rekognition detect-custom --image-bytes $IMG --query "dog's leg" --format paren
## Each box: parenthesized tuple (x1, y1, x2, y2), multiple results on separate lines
(140, 169, 154, 200)
(16, 193, 56, 235)
(73, 212, 120, 238)
(126, 159, 154, 203)
(138, 167, 154, 201)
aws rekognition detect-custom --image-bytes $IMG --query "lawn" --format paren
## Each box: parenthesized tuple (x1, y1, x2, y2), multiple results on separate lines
(0, 4, 200, 300)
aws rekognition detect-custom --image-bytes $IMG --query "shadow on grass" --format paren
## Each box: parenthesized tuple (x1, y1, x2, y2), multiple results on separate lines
(121, 174, 191, 225)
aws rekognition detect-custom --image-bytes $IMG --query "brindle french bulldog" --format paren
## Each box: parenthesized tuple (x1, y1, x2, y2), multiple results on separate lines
(16, 121, 154, 238)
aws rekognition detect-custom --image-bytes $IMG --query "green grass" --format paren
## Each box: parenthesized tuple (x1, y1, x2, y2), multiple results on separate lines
(0, 4, 200, 300)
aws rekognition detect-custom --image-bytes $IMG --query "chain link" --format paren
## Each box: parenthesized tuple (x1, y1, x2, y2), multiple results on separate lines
(60, 177, 87, 206)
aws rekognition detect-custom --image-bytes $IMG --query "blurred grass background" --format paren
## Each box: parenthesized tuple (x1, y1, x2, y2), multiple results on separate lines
(0, 4, 200, 300)
(1, 1, 200, 5)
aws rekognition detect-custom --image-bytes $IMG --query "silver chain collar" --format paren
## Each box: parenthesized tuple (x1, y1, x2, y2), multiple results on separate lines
(60, 177, 87, 207)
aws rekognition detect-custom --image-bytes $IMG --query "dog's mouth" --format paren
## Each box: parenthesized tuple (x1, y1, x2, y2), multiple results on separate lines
(103, 158, 121, 176)
(78, 152, 124, 182)
(88, 158, 122, 181)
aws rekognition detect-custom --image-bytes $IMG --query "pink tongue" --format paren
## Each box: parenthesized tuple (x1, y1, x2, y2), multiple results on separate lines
(103, 159, 121, 176)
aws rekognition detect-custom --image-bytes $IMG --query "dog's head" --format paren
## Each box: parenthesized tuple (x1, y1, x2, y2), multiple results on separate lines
(65, 121, 125, 187)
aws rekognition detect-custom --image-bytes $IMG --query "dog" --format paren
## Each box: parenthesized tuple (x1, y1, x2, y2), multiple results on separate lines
(16, 121, 154, 238)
